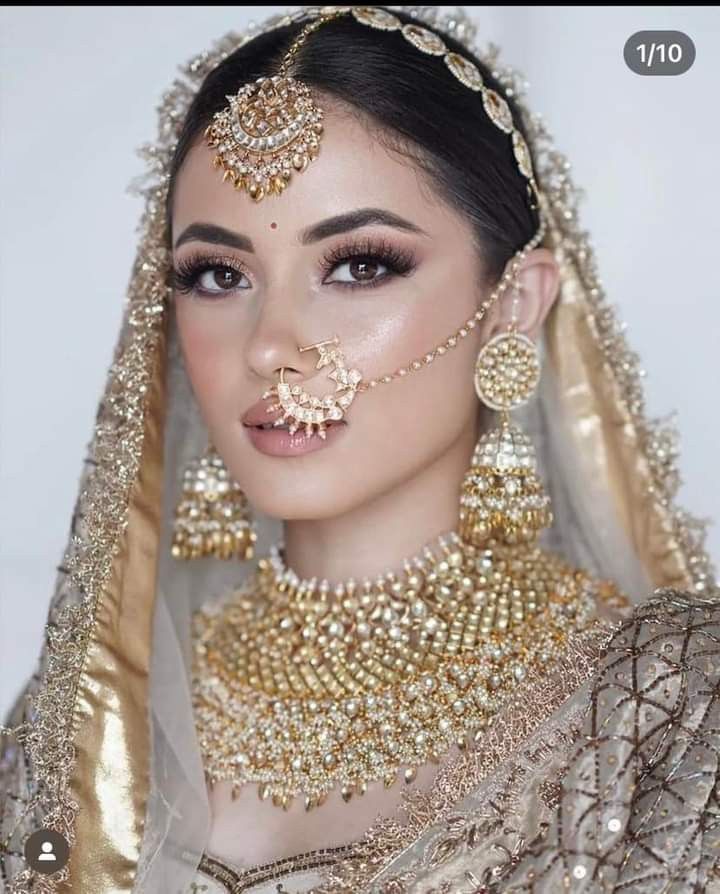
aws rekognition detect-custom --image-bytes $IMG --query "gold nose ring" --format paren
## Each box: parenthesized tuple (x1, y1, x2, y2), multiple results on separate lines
(262, 335, 364, 439)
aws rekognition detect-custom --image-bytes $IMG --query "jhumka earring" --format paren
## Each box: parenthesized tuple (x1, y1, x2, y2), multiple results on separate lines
(171, 444, 257, 561)
(459, 273, 553, 546)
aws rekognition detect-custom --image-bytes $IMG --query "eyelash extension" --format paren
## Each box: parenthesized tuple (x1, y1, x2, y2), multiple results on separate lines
(319, 235, 416, 290)
(169, 235, 416, 298)
(169, 252, 247, 296)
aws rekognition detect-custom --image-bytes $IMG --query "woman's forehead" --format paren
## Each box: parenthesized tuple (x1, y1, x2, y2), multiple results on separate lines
(170, 110, 464, 244)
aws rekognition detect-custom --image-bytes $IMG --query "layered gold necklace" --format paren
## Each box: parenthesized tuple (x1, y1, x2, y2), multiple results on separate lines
(191, 530, 617, 811)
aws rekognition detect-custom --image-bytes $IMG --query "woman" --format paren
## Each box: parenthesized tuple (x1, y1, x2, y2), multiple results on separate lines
(1, 5, 718, 893)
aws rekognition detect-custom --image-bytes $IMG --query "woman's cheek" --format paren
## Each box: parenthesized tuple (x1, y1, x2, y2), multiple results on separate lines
(175, 306, 243, 418)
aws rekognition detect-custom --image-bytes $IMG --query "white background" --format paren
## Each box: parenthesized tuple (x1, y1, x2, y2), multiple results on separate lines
(2, 6, 719, 718)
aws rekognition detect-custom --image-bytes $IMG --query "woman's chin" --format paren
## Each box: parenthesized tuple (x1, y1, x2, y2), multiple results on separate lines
(240, 472, 365, 522)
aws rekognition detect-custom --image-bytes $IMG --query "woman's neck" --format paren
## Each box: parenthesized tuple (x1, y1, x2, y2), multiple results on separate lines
(281, 416, 479, 584)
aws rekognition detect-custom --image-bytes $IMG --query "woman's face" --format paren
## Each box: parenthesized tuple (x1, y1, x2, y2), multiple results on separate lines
(171, 100, 554, 520)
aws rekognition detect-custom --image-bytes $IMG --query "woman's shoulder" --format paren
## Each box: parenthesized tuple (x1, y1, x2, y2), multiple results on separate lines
(592, 586, 719, 756)
(582, 587, 720, 797)
(489, 586, 720, 891)
(601, 585, 720, 679)
(621, 584, 720, 622)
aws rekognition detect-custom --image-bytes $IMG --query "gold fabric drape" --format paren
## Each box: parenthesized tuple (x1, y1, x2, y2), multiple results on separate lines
(66, 323, 167, 891)
(546, 239, 696, 591)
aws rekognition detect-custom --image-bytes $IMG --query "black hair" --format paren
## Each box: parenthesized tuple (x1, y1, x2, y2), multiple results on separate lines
(166, 8, 540, 288)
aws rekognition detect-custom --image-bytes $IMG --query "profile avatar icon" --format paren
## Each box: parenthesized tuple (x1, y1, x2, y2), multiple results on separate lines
(38, 841, 57, 861)
(24, 828, 70, 874)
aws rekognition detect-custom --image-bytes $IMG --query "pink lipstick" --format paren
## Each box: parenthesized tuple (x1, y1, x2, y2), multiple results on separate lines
(241, 396, 347, 457)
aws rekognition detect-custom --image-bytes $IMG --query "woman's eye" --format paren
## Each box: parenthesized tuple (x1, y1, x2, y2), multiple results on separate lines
(325, 256, 388, 286)
(172, 242, 414, 298)
(198, 266, 248, 294)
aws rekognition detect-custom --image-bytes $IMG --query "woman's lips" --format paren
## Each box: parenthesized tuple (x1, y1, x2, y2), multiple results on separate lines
(243, 420, 347, 456)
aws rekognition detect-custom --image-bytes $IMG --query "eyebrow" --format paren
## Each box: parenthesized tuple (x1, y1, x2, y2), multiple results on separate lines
(173, 207, 428, 252)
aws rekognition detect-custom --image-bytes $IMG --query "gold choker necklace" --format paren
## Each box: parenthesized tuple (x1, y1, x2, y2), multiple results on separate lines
(191, 531, 617, 810)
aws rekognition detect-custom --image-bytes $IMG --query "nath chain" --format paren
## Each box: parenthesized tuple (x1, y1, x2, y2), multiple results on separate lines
(356, 217, 547, 393)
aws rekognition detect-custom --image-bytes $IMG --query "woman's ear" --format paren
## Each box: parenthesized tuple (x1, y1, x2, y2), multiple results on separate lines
(483, 248, 560, 342)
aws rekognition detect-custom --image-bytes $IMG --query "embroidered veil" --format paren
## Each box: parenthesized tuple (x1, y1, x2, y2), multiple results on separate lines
(1, 6, 717, 893)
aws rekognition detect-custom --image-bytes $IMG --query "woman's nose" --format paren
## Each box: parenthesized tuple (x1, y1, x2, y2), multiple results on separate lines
(244, 300, 325, 387)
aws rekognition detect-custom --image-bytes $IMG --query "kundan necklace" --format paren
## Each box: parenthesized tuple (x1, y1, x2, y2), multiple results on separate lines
(191, 530, 616, 811)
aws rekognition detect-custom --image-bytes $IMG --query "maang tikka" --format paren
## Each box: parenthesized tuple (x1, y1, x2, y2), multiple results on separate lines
(203, 9, 342, 202)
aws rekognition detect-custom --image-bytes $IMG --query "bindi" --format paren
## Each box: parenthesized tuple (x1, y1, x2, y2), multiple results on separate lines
(270, 222, 278, 229)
